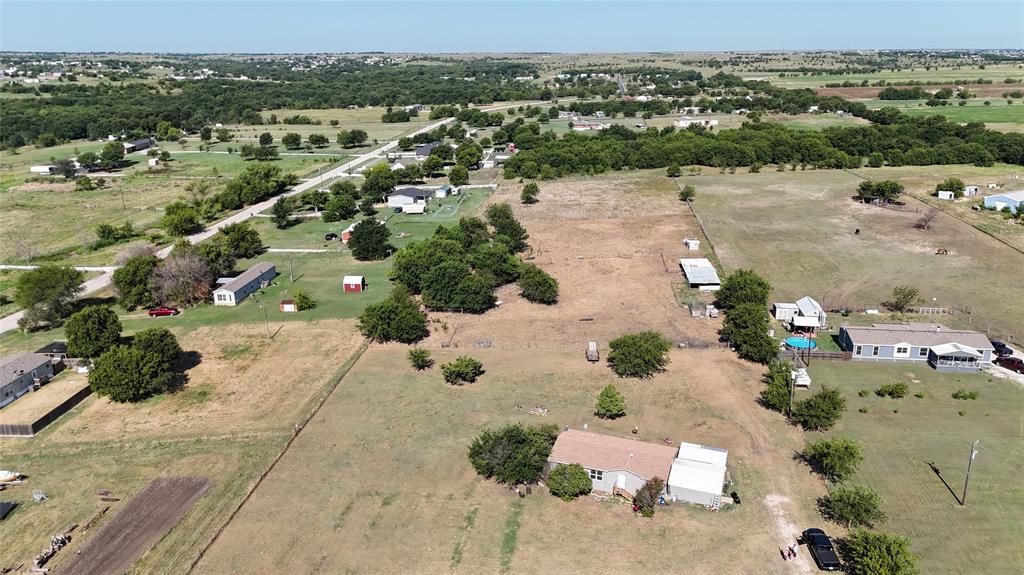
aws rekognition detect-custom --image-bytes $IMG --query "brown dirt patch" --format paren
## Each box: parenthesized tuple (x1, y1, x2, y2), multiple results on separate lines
(47, 319, 363, 442)
(424, 174, 721, 351)
(57, 476, 210, 575)
(11, 180, 77, 193)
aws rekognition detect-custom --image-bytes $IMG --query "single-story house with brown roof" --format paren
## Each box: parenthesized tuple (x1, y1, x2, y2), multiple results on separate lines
(547, 430, 676, 498)
(839, 323, 994, 372)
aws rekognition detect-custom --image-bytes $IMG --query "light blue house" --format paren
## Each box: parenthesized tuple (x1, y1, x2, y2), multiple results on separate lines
(839, 323, 994, 373)
(983, 189, 1024, 214)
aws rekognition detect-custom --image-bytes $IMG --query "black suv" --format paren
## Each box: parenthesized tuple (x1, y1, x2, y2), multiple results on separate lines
(802, 528, 841, 571)
(991, 340, 1013, 358)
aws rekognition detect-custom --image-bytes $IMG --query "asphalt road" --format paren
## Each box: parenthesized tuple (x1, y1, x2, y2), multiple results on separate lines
(0, 102, 524, 335)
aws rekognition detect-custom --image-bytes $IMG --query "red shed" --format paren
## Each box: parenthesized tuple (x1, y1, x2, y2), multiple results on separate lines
(343, 275, 366, 293)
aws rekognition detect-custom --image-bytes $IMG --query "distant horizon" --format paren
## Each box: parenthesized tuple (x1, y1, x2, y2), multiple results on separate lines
(2, 1, 1022, 53)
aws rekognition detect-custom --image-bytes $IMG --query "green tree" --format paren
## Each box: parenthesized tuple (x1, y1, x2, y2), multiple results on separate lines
(162, 203, 203, 236)
(792, 386, 847, 431)
(760, 360, 793, 412)
(455, 143, 483, 168)
(884, 285, 919, 313)
(546, 463, 592, 501)
(421, 155, 444, 178)
(819, 486, 886, 528)
(485, 203, 529, 252)
(357, 286, 429, 343)
(842, 529, 918, 575)
(99, 141, 125, 169)
(132, 327, 183, 369)
(359, 196, 377, 216)
(259, 132, 273, 146)
(397, 137, 413, 150)
(408, 348, 433, 370)
(112, 255, 159, 310)
(215, 222, 263, 258)
(270, 196, 292, 228)
(678, 184, 696, 202)
(215, 128, 232, 142)
(281, 132, 302, 149)
(467, 423, 559, 485)
(64, 306, 122, 358)
(934, 177, 966, 198)
(292, 288, 316, 311)
(449, 164, 470, 186)
(349, 218, 392, 260)
(716, 269, 771, 310)
(666, 164, 681, 178)
(77, 150, 99, 168)
(521, 182, 539, 204)
(469, 242, 521, 288)
(721, 302, 777, 364)
(607, 331, 672, 378)
(323, 194, 358, 222)
(75, 176, 95, 191)
(595, 384, 627, 419)
(14, 265, 84, 328)
(517, 263, 559, 304)
(89, 345, 174, 403)
(308, 133, 329, 147)
(441, 356, 485, 385)
(856, 180, 904, 203)
(634, 477, 666, 517)
(867, 152, 885, 168)
(802, 436, 862, 481)
(361, 163, 398, 200)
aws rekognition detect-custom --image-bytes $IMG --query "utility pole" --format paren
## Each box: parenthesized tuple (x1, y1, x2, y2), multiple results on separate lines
(119, 181, 127, 211)
(260, 304, 271, 340)
(961, 440, 980, 506)
(289, 256, 294, 282)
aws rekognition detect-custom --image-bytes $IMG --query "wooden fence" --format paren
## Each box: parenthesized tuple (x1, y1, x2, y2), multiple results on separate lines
(0, 385, 92, 438)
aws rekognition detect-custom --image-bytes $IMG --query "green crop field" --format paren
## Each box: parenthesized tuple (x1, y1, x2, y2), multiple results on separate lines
(804, 362, 1024, 574)
(758, 63, 1024, 90)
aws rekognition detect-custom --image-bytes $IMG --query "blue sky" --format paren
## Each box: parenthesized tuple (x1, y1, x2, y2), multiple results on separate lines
(1, 1, 1021, 53)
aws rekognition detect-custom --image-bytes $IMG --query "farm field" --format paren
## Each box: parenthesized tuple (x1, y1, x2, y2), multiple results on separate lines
(688, 166, 1024, 343)
(196, 345, 822, 575)
(758, 63, 1024, 90)
(805, 362, 1024, 575)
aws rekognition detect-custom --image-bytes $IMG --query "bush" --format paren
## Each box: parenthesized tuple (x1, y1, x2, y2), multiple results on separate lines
(89, 345, 175, 403)
(595, 384, 627, 419)
(802, 436, 862, 482)
(634, 477, 665, 517)
(759, 361, 792, 412)
(607, 331, 672, 378)
(875, 382, 908, 399)
(546, 463, 592, 501)
(858, 389, 870, 397)
(913, 392, 925, 399)
(357, 287, 429, 343)
(467, 423, 559, 485)
(791, 386, 846, 431)
(819, 486, 886, 528)
(521, 182, 539, 204)
(952, 389, 979, 400)
(859, 406, 869, 413)
(408, 348, 433, 370)
(841, 529, 918, 575)
(292, 288, 316, 311)
(441, 356, 484, 385)
(64, 306, 122, 359)
(517, 263, 559, 304)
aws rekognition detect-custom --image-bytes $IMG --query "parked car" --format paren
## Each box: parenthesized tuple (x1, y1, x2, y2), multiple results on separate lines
(801, 528, 841, 571)
(148, 306, 180, 317)
(393, 207, 402, 213)
(996, 356, 1024, 374)
(990, 340, 1013, 358)
(325, 233, 338, 241)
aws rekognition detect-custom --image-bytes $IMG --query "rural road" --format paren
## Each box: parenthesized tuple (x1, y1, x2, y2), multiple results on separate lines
(0, 102, 525, 336)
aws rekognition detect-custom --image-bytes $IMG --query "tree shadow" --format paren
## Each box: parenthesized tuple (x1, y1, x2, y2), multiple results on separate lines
(926, 461, 963, 505)
(167, 351, 202, 394)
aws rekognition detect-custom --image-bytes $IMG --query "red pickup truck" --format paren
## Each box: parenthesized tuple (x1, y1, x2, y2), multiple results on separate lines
(147, 306, 180, 317)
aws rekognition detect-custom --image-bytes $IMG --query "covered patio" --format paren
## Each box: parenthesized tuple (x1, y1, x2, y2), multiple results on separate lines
(929, 343, 984, 373)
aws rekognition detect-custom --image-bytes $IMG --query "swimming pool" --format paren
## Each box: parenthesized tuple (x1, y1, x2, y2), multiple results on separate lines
(785, 337, 817, 350)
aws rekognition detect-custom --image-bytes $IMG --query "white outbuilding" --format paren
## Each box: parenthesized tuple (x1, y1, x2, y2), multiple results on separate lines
(666, 442, 729, 507)
(679, 258, 721, 291)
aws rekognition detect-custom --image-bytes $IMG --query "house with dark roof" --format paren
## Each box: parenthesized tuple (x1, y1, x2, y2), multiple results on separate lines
(1, 353, 54, 409)
(123, 137, 156, 154)
(415, 141, 442, 160)
(212, 262, 276, 306)
(387, 187, 431, 208)
(839, 323, 994, 372)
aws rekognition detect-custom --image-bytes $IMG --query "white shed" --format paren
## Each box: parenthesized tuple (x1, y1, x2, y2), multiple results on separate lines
(679, 258, 721, 291)
(682, 238, 700, 251)
(773, 302, 800, 321)
(666, 442, 728, 507)
(402, 203, 426, 214)
(937, 190, 955, 201)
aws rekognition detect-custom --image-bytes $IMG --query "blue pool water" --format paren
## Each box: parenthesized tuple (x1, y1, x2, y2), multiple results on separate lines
(785, 337, 817, 350)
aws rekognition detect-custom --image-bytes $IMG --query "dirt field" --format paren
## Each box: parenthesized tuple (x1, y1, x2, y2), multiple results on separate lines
(421, 173, 722, 351)
(195, 346, 823, 575)
(47, 319, 363, 442)
(57, 477, 211, 575)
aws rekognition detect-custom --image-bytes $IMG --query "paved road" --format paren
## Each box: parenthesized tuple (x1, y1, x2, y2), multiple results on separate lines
(0, 102, 524, 335)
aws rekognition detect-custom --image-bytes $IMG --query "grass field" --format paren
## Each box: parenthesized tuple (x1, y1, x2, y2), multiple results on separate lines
(805, 362, 1024, 574)
(687, 166, 1024, 343)
(758, 63, 1024, 90)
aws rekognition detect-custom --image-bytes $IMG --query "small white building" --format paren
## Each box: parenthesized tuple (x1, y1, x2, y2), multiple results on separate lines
(666, 442, 729, 507)
(682, 238, 700, 251)
(937, 190, 956, 201)
(386, 187, 431, 208)
(773, 296, 827, 330)
(674, 116, 719, 129)
(401, 203, 426, 214)
(964, 185, 979, 197)
(30, 165, 56, 175)
(679, 258, 721, 291)
(434, 185, 453, 199)
(213, 262, 276, 306)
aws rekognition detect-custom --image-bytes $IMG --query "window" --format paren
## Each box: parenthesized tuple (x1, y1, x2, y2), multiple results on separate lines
(216, 293, 229, 302)
(919, 348, 929, 357)
(896, 347, 908, 355)
(588, 469, 603, 481)
(855, 345, 862, 356)
(872, 347, 879, 356)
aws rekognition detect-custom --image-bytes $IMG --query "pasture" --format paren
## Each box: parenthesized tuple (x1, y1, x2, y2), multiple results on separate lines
(805, 361, 1024, 575)
(688, 167, 1024, 343)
